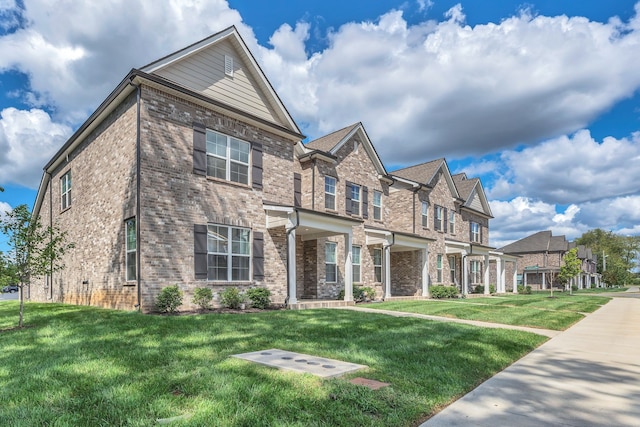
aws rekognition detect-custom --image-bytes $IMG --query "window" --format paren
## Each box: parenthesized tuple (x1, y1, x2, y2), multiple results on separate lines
(421, 202, 429, 227)
(325, 242, 337, 283)
(325, 176, 336, 210)
(449, 255, 456, 283)
(351, 184, 361, 215)
(207, 224, 250, 281)
(435, 205, 444, 231)
(125, 218, 136, 281)
(449, 210, 455, 234)
(471, 260, 481, 284)
(206, 130, 250, 185)
(373, 190, 382, 220)
(61, 171, 71, 210)
(471, 222, 481, 243)
(373, 248, 382, 282)
(352, 246, 361, 283)
(436, 254, 443, 283)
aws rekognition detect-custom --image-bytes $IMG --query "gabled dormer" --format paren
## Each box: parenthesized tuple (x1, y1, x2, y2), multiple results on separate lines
(452, 173, 493, 218)
(391, 158, 461, 200)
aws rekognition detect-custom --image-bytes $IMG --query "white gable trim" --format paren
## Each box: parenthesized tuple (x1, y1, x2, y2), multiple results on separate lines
(329, 123, 387, 176)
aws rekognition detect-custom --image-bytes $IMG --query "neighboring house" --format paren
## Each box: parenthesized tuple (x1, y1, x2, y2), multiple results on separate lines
(497, 231, 601, 290)
(31, 26, 514, 312)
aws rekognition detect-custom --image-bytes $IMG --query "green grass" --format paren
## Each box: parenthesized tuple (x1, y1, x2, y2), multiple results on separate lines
(572, 287, 629, 294)
(369, 293, 611, 330)
(0, 302, 546, 426)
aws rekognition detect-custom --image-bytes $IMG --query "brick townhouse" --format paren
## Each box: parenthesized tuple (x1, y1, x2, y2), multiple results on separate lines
(31, 26, 517, 312)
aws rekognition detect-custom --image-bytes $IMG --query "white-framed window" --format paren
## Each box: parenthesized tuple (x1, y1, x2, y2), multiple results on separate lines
(470, 260, 481, 284)
(352, 245, 361, 283)
(471, 222, 481, 243)
(435, 205, 444, 231)
(437, 254, 443, 283)
(206, 130, 250, 185)
(325, 242, 337, 283)
(449, 255, 456, 283)
(125, 218, 136, 281)
(351, 184, 361, 215)
(421, 202, 429, 227)
(207, 224, 250, 281)
(449, 210, 455, 234)
(373, 190, 382, 220)
(61, 170, 71, 210)
(373, 248, 382, 282)
(325, 176, 336, 210)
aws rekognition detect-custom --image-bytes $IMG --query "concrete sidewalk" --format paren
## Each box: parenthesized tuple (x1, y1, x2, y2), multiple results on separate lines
(421, 295, 640, 426)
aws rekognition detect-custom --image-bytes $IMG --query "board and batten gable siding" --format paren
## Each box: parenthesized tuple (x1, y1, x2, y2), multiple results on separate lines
(152, 39, 282, 127)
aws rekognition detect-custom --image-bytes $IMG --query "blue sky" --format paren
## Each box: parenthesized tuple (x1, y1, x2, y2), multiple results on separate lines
(1, 0, 640, 251)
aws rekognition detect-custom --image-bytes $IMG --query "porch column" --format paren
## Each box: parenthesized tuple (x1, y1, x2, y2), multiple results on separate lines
(512, 261, 518, 293)
(542, 272, 546, 289)
(496, 257, 503, 293)
(462, 251, 468, 295)
(484, 254, 490, 295)
(344, 232, 353, 302)
(422, 246, 429, 297)
(287, 226, 297, 305)
(383, 243, 392, 299)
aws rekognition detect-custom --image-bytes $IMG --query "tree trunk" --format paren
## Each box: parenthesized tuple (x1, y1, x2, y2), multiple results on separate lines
(19, 282, 24, 328)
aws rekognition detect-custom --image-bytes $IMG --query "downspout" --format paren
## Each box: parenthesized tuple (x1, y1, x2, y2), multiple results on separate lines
(311, 159, 316, 210)
(48, 171, 53, 300)
(129, 78, 142, 311)
(285, 209, 300, 305)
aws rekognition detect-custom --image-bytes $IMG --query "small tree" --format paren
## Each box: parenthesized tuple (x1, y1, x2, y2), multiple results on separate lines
(559, 248, 582, 295)
(0, 204, 74, 327)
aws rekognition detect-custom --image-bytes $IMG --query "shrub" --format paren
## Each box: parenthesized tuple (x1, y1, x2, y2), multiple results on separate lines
(220, 287, 244, 309)
(245, 288, 271, 309)
(156, 285, 183, 313)
(473, 284, 496, 294)
(337, 286, 376, 302)
(430, 285, 458, 299)
(192, 287, 213, 310)
(518, 285, 532, 294)
(571, 285, 578, 292)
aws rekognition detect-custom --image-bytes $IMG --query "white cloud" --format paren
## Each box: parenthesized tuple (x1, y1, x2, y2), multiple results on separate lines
(489, 130, 640, 204)
(0, 108, 72, 188)
(489, 197, 587, 247)
(0, 201, 11, 225)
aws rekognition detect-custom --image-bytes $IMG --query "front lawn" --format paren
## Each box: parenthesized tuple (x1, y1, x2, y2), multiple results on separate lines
(369, 293, 611, 331)
(0, 302, 546, 426)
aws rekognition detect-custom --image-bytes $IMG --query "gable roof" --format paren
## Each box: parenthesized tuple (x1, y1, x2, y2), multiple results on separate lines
(498, 231, 569, 254)
(391, 158, 461, 200)
(141, 26, 301, 136)
(301, 122, 388, 176)
(452, 173, 493, 218)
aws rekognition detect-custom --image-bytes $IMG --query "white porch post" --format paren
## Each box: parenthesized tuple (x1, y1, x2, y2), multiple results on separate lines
(513, 260, 518, 293)
(422, 246, 429, 297)
(344, 232, 353, 302)
(484, 254, 490, 295)
(384, 243, 392, 299)
(542, 272, 546, 289)
(287, 226, 297, 305)
(462, 251, 468, 295)
(496, 257, 503, 293)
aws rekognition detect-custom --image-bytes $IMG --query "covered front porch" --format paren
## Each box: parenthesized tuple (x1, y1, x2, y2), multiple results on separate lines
(446, 240, 518, 295)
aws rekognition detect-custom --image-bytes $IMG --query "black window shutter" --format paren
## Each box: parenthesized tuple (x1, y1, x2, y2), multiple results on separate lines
(443, 208, 448, 233)
(194, 224, 208, 280)
(345, 181, 352, 214)
(479, 225, 483, 243)
(252, 142, 263, 190)
(193, 123, 207, 176)
(434, 207, 439, 231)
(362, 186, 369, 219)
(294, 173, 302, 207)
(253, 231, 264, 280)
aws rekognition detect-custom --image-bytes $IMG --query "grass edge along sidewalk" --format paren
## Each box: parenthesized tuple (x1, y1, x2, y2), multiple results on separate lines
(0, 302, 546, 427)
(365, 293, 611, 331)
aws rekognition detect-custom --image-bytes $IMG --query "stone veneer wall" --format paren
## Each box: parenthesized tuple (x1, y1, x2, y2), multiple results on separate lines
(33, 93, 139, 309)
(137, 85, 294, 311)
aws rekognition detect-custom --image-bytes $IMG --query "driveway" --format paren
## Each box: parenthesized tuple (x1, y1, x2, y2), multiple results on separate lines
(0, 292, 19, 301)
(421, 290, 640, 426)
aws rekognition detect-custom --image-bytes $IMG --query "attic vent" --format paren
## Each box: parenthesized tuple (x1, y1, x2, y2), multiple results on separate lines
(224, 55, 234, 77)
